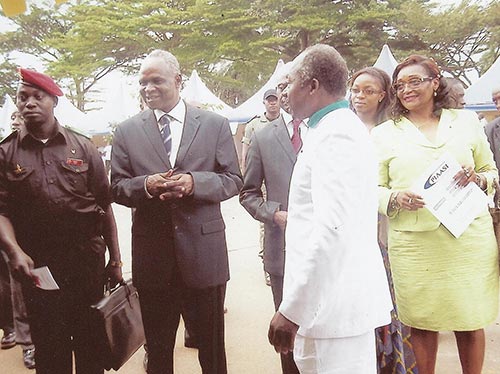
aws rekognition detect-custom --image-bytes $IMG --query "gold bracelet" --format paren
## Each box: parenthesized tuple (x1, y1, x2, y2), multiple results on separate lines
(109, 260, 123, 268)
(389, 192, 400, 212)
(476, 174, 487, 191)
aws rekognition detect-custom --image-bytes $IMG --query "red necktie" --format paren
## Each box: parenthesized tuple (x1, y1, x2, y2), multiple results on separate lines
(291, 119, 302, 153)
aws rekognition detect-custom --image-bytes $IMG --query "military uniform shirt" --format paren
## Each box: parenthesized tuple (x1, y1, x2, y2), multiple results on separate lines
(0, 122, 111, 245)
(242, 115, 274, 145)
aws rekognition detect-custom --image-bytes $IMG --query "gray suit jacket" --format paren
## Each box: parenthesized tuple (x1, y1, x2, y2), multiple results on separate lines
(239, 115, 296, 276)
(485, 116, 500, 178)
(111, 105, 242, 290)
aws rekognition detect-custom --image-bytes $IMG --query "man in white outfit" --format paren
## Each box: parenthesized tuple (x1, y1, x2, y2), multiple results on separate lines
(268, 44, 392, 374)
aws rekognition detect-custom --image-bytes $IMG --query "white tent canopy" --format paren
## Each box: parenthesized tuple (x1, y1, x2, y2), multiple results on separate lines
(181, 70, 232, 117)
(0, 94, 95, 137)
(54, 95, 91, 135)
(464, 55, 500, 110)
(85, 72, 141, 134)
(0, 95, 17, 138)
(227, 59, 286, 123)
(373, 44, 398, 79)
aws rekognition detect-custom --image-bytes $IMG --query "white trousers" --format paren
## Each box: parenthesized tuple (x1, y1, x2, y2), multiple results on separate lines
(293, 331, 376, 374)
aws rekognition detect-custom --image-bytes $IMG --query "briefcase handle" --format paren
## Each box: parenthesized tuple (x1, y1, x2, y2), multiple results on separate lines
(105, 279, 126, 295)
(104, 279, 137, 309)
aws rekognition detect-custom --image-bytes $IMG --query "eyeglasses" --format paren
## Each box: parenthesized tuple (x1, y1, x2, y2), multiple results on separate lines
(350, 88, 382, 96)
(393, 77, 434, 93)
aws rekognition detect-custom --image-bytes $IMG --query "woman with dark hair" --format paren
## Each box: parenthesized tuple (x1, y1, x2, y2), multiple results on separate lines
(350, 67, 417, 374)
(350, 67, 392, 129)
(371, 55, 499, 374)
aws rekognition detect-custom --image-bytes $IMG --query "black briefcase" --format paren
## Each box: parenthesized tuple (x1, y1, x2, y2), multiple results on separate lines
(90, 279, 145, 371)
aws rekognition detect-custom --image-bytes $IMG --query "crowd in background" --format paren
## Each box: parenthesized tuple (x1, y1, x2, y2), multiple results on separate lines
(0, 44, 499, 374)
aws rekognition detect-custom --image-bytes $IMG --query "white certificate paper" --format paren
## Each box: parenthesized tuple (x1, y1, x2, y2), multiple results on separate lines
(411, 152, 488, 238)
(31, 266, 60, 290)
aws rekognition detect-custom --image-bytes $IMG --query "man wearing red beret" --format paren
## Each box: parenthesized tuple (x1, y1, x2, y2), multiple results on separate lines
(0, 68, 123, 374)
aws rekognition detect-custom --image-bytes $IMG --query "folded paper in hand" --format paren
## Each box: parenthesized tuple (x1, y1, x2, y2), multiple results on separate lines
(31, 266, 60, 290)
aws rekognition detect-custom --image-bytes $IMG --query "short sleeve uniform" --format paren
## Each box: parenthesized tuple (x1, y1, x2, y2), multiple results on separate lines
(242, 116, 273, 145)
(0, 123, 111, 285)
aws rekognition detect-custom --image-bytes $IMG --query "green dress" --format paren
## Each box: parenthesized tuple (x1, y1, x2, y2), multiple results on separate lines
(372, 109, 499, 331)
(389, 212, 498, 331)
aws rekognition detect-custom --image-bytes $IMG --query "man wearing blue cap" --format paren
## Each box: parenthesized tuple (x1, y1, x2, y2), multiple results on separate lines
(0, 68, 122, 374)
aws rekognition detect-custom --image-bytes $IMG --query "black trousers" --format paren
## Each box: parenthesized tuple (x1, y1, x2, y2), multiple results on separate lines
(0, 252, 14, 333)
(24, 238, 105, 374)
(139, 282, 227, 374)
(1, 251, 33, 349)
(270, 274, 300, 374)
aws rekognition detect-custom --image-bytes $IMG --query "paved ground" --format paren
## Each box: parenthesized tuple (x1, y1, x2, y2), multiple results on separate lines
(2, 197, 500, 373)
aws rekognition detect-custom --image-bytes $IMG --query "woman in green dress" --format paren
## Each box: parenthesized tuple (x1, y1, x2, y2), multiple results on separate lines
(371, 55, 499, 374)
(350, 67, 418, 374)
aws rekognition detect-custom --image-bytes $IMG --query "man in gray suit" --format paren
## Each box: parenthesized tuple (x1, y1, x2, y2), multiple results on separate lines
(239, 75, 303, 374)
(485, 86, 500, 174)
(111, 49, 242, 374)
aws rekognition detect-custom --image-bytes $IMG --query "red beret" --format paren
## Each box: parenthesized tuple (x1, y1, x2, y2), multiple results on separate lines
(18, 68, 63, 97)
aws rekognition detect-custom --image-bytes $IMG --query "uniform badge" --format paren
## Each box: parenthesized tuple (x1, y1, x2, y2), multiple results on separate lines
(13, 164, 25, 175)
(70, 149, 76, 154)
(66, 158, 83, 166)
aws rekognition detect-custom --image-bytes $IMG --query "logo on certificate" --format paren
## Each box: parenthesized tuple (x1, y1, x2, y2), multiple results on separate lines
(424, 162, 449, 189)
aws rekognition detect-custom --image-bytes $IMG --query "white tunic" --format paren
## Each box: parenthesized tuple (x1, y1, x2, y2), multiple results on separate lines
(279, 107, 392, 338)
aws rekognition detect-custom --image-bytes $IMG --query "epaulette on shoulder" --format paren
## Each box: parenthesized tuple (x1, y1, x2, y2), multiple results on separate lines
(64, 125, 91, 140)
(0, 130, 18, 144)
(244, 115, 259, 125)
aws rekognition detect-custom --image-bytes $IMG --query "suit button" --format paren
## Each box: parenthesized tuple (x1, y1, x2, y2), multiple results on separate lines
(174, 225, 178, 230)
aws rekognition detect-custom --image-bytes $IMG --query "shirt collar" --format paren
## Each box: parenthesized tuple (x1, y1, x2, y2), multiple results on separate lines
(282, 111, 292, 125)
(154, 99, 186, 124)
(19, 119, 67, 146)
(307, 99, 349, 128)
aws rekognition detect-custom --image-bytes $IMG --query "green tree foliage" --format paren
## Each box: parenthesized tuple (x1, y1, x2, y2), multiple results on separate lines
(0, 0, 498, 109)
(182, 0, 281, 104)
(0, 58, 18, 105)
(481, 0, 500, 70)
(0, 6, 81, 104)
(390, 0, 498, 86)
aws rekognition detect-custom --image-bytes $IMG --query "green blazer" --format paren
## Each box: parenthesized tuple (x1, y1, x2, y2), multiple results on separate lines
(371, 109, 497, 232)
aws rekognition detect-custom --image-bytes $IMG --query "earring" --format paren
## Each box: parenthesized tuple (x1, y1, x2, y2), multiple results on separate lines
(378, 99, 383, 103)
(433, 91, 437, 97)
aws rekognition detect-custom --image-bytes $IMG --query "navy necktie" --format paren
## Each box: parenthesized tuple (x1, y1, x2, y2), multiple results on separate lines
(159, 115, 172, 157)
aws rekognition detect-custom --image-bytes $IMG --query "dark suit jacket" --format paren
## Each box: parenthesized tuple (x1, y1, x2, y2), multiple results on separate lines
(111, 105, 242, 290)
(485, 117, 500, 178)
(239, 115, 296, 276)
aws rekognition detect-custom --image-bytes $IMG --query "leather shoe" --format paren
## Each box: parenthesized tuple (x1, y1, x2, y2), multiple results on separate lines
(143, 351, 148, 371)
(265, 271, 271, 287)
(1, 331, 16, 349)
(143, 344, 148, 371)
(23, 348, 36, 369)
